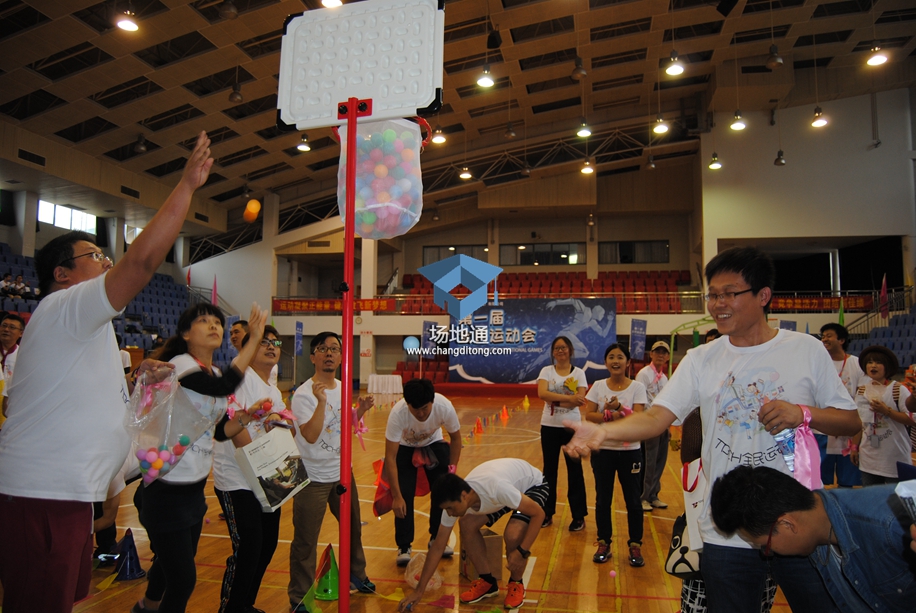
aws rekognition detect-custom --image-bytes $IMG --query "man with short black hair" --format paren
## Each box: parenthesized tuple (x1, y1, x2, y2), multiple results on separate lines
(818, 322, 863, 487)
(229, 319, 249, 353)
(564, 246, 861, 613)
(398, 458, 548, 612)
(636, 340, 671, 511)
(705, 328, 721, 343)
(0, 313, 24, 421)
(710, 465, 916, 613)
(0, 132, 213, 613)
(385, 378, 462, 566)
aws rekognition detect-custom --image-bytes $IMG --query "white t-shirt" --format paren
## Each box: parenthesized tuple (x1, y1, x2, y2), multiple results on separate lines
(538, 365, 588, 428)
(635, 363, 668, 406)
(440, 458, 544, 528)
(652, 329, 857, 549)
(269, 364, 278, 387)
(0, 273, 130, 502)
(585, 379, 648, 451)
(855, 379, 913, 478)
(1, 344, 19, 398)
(292, 378, 344, 483)
(385, 393, 460, 447)
(823, 354, 864, 451)
(120, 349, 132, 373)
(213, 367, 287, 492)
(161, 354, 228, 484)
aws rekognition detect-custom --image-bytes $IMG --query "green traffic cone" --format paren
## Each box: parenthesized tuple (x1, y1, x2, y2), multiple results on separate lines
(315, 545, 339, 601)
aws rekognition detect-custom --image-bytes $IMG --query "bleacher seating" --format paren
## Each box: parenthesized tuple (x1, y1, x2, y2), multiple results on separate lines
(849, 309, 916, 367)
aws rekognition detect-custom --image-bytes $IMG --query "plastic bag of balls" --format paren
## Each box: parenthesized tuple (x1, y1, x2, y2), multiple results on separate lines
(404, 553, 442, 591)
(124, 368, 219, 485)
(337, 118, 423, 240)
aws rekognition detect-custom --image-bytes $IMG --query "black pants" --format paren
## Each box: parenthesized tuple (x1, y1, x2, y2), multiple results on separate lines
(540, 425, 587, 520)
(394, 441, 450, 550)
(216, 488, 282, 613)
(144, 520, 204, 613)
(92, 501, 117, 555)
(590, 448, 643, 544)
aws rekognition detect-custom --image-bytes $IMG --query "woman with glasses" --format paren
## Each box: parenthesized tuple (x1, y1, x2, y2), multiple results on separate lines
(212, 324, 290, 613)
(536, 335, 589, 531)
(132, 302, 266, 613)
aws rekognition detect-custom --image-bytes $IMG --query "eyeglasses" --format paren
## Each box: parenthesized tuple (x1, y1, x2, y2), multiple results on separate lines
(703, 288, 754, 303)
(553, 346, 570, 352)
(763, 521, 777, 557)
(313, 345, 341, 355)
(260, 338, 282, 348)
(59, 251, 111, 266)
(0, 323, 22, 331)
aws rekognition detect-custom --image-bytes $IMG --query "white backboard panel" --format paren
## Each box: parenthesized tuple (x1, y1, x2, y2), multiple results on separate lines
(278, 0, 444, 130)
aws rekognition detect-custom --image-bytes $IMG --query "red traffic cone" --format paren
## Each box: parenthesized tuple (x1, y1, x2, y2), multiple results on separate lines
(114, 528, 146, 581)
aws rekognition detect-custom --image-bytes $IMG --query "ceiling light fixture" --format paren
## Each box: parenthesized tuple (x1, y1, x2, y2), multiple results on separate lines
(708, 153, 722, 170)
(218, 1, 238, 19)
(580, 159, 594, 174)
(432, 210, 440, 221)
(504, 122, 516, 139)
(431, 125, 446, 144)
(811, 37, 827, 128)
(296, 134, 310, 152)
(772, 107, 786, 167)
(666, 50, 684, 76)
(117, 2, 138, 31)
(459, 167, 472, 180)
(773, 149, 786, 166)
(765, 1, 782, 69)
(645, 154, 656, 170)
(133, 134, 147, 154)
(867, 46, 887, 66)
(587, 213, 595, 226)
(228, 66, 243, 103)
(571, 56, 588, 81)
(812, 106, 827, 128)
(487, 28, 502, 50)
(321, 0, 343, 7)
(653, 114, 669, 134)
(477, 65, 494, 88)
(577, 119, 591, 138)
(730, 110, 746, 130)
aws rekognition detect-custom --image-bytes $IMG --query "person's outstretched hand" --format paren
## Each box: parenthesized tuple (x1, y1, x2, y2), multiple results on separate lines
(561, 419, 605, 458)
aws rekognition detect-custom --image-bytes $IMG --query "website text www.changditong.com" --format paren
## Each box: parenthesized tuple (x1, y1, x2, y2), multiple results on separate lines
(405, 345, 513, 358)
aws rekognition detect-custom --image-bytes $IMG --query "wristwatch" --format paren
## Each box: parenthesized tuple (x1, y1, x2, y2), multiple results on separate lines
(516, 545, 530, 559)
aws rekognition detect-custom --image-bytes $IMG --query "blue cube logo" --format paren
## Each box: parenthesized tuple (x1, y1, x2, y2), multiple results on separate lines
(418, 255, 502, 319)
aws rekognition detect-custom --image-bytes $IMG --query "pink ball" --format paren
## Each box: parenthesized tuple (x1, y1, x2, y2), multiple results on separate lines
(393, 139, 404, 152)
(359, 159, 375, 174)
(369, 148, 383, 162)
(205, 517, 210, 524)
(145, 450, 159, 463)
(400, 161, 414, 174)
(609, 570, 617, 578)
(147, 468, 159, 478)
(383, 154, 398, 169)
(159, 450, 171, 461)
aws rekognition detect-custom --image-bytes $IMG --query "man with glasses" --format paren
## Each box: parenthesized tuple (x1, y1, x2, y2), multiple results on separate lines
(710, 465, 915, 613)
(0, 314, 24, 423)
(288, 331, 376, 611)
(0, 132, 214, 613)
(564, 246, 860, 613)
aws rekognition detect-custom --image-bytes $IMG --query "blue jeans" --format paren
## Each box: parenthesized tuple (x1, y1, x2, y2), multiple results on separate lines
(702, 543, 838, 613)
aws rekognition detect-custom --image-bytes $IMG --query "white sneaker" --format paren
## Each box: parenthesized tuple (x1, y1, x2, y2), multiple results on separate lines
(651, 498, 668, 509)
(641, 500, 653, 512)
(396, 547, 412, 566)
(430, 540, 453, 557)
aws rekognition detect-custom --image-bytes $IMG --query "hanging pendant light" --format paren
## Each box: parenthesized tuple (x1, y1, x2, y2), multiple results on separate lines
(576, 119, 591, 138)
(765, 44, 783, 70)
(322, 0, 343, 7)
(867, 46, 888, 66)
(477, 65, 494, 87)
(218, 1, 238, 19)
(773, 149, 786, 166)
(708, 153, 722, 170)
(666, 50, 685, 76)
(228, 82, 243, 103)
(580, 158, 594, 174)
(296, 134, 311, 152)
(459, 167, 472, 180)
(645, 155, 656, 170)
(431, 125, 446, 144)
(571, 56, 588, 81)
(730, 110, 746, 130)
(117, 2, 138, 31)
(133, 134, 147, 154)
(653, 114, 669, 134)
(811, 106, 828, 128)
(504, 122, 516, 139)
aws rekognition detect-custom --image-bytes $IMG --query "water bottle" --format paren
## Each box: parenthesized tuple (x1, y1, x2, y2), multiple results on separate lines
(773, 427, 796, 472)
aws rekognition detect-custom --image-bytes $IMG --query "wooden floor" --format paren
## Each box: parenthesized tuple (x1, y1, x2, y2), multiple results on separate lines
(34, 392, 789, 612)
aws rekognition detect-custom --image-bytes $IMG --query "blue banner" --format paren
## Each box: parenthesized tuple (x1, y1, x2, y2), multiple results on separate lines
(295, 321, 303, 356)
(421, 320, 439, 352)
(629, 318, 647, 361)
(437, 298, 617, 384)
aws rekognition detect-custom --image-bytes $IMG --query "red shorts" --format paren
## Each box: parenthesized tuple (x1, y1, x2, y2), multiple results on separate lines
(0, 495, 93, 613)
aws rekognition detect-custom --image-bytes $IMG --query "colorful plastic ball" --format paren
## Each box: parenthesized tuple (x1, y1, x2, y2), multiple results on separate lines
(383, 154, 398, 169)
(374, 164, 388, 178)
(609, 570, 617, 578)
(152, 458, 164, 470)
(173, 444, 185, 456)
(382, 129, 397, 142)
(389, 186, 403, 199)
(363, 211, 377, 224)
(158, 444, 169, 451)
(179, 435, 191, 446)
(147, 468, 159, 478)
(381, 141, 395, 155)
(401, 148, 414, 162)
(376, 192, 390, 204)
(390, 166, 405, 180)
(160, 463, 171, 473)
(205, 517, 210, 524)
(140, 460, 151, 470)
(145, 450, 159, 463)
(370, 133, 383, 147)
(158, 450, 170, 461)
(359, 159, 375, 173)
(393, 139, 404, 153)
(369, 148, 383, 162)
(136, 449, 147, 461)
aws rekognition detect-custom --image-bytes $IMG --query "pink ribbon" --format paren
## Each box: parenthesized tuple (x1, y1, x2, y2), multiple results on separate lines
(794, 405, 823, 490)
(841, 439, 858, 457)
(139, 381, 172, 417)
(352, 408, 368, 451)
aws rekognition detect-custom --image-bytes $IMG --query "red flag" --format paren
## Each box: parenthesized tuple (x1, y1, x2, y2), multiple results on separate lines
(212, 275, 218, 306)
(186, 267, 191, 287)
(879, 273, 888, 319)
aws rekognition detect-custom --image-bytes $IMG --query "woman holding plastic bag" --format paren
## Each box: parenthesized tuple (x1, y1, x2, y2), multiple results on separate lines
(212, 324, 291, 613)
(132, 302, 266, 613)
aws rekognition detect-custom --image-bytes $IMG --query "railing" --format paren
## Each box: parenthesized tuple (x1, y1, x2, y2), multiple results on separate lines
(846, 287, 914, 339)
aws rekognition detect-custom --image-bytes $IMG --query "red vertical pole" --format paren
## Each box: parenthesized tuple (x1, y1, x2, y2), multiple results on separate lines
(338, 96, 359, 612)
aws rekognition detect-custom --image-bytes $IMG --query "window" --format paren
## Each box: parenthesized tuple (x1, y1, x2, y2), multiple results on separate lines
(38, 200, 96, 234)
(499, 242, 586, 266)
(125, 225, 143, 244)
(422, 245, 487, 266)
(599, 240, 669, 264)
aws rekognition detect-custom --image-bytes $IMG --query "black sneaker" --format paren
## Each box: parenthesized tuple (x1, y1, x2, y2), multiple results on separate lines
(568, 518, 585, 532)
(628, 543, 645, 567)
(593, 539, 611, 563)
(396, 547, 412, 566)
(541, 516, 553, 528)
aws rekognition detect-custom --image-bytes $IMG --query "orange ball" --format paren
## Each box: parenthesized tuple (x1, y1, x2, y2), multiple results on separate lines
(243, 208, 258, 223)
(401, 149, 415, 162)
(374, 164, 388, 178)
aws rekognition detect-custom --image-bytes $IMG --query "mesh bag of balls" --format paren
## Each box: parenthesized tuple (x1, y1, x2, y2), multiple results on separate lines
(337, 118, 424, 240)
(125, 368, 218, 485)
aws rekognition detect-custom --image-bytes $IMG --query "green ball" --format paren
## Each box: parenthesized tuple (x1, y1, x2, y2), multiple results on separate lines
(363, 211, 377, 224)
(179, 435, 191, 446)
(159, 444, 169, 451)
(382, 129, 397, 142)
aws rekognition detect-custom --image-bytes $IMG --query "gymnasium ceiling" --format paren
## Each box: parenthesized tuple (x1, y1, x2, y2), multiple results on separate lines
(0, 0, 915, 239)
